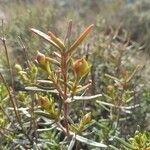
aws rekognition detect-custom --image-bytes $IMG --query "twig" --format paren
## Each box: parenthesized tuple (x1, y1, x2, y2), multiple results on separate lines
(0, 73, 33, 144)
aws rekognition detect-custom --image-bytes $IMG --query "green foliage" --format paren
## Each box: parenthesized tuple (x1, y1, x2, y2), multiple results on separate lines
(0, 0, 150, 149)
(115, 126, 150, 150)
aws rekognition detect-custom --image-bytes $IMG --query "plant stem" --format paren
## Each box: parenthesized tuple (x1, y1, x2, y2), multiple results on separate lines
(0, 37, 15, 91)
(0, 73, 33, 144)
(31, 93, 38, 144)
(61, 52, 70, 138)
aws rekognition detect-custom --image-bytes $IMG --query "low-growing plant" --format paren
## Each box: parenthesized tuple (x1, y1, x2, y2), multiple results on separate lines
(114, 126, 150, 150)
(0, 21, 109, 149)
(0, 17, 149, 149)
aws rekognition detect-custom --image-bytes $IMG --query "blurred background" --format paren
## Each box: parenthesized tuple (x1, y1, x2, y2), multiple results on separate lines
(0, 0, 150, 148)
(0, 0, 150, 83)
(0, 0, 149, 51)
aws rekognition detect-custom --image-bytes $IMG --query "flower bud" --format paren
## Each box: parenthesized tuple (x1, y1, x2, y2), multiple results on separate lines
(38, 96, 59, 119)
(81, 112, 91, 126)
(38, 96, 49, 110)
(72, 57, 91, 80)
(36, 52, 46, 65)
(15, 64, 22, 72)
(36, 52, 51, 74)
(107, 85, 114, 93)
(31, 64, 38, 74)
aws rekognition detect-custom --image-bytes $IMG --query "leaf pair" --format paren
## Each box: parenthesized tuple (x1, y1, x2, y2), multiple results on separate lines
(31, 28, 63, 51)
(30, 23, 94, 55)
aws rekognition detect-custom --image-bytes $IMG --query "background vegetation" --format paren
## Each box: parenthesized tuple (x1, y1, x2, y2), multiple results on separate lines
(0, 0, 150, 149)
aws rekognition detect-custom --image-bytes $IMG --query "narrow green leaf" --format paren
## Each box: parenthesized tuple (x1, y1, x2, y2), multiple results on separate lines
(37, 126, 56, 132)
(67, 94, 102, 103)
(76, 135, 107, 148)
(37, 80, 53, 84)
(48, 31, 66, 51)
(105, 74, 121, 83)
(76, 83, 91, 93)
(68, 134, 76, 150)
(109, 145, 120, 150)
(30, 28, 62, 51)
(96, 100, 139, 110)
(67, 24, 94, 55)
(25, 86, 58, 94)
(114, 136, 136, 149)
(127, 65, 140, 82)
(46, 57, 60, 66)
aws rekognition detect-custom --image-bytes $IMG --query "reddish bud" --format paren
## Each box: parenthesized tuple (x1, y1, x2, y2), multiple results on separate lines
(36, 52, 46, 65)
(81, 112, 91, 126)
(73, 57, 91, 80)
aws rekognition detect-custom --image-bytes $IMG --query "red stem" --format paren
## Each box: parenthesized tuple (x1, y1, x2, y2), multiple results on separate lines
(61, 52, 70, 138)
